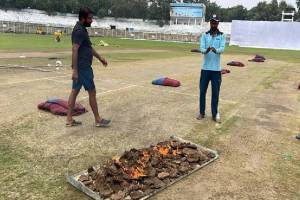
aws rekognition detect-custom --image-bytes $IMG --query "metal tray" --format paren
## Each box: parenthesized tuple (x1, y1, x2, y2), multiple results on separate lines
(67, 136, 219, 200)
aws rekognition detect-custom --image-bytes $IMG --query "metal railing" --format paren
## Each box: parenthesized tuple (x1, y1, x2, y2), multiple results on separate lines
(0, 20, 201, 43)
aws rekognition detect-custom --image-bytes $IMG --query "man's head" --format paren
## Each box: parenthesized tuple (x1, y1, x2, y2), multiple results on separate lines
(210, 15, 219, 32)
(79, 7, 94, 27)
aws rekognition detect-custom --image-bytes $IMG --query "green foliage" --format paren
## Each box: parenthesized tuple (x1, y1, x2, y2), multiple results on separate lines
(221, 5, 248, 21)
(110, 0, 148, 19)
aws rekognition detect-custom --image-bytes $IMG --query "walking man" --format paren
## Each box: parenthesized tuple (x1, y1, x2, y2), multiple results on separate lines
(197, 15, 226, 122)
(66, 7, 111, 127)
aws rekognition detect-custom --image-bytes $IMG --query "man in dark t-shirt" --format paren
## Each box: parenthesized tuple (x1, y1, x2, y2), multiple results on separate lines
(66, 7, 111, 127)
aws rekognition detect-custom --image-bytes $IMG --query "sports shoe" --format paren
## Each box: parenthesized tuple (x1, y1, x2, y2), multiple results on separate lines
(213, 113, 221, 123)
(197, 114, 205, 120)
(96, 119, 111, 128)
(66, 120, 82, 127)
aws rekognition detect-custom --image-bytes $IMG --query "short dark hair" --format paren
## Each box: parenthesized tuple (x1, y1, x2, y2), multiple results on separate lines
(79, 7, 94, 20)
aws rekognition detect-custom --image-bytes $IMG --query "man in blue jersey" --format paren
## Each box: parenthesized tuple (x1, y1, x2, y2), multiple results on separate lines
(197, 15, 226, 123)
(66, 7, 111, 127)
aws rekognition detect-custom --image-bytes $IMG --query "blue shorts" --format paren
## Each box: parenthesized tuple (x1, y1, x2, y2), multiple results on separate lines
(72, 67, 95, 91)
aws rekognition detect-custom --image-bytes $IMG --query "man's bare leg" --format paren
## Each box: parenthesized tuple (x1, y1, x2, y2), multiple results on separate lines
(88, 89, 102, 123)
(67, 89, 80, 123)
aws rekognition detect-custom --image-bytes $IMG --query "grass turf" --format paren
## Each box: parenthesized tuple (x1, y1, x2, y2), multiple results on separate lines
(0, 32, 300, 200)
(1, 33, 300, 63)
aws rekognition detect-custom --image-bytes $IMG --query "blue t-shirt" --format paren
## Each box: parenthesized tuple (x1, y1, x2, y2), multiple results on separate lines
(72, 22, 93, 68)
(200, 31, 226, 71)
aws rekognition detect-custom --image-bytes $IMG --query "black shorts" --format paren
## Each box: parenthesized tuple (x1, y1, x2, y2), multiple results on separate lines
(72, 67, 95, 91)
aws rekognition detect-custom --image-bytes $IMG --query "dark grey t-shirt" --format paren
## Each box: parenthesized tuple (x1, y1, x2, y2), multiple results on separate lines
(72, 22, 93, 68)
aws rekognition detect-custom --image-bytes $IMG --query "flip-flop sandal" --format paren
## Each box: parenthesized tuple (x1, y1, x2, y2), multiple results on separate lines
(96, 119, 111, 128)
(66, 120, 82, 127)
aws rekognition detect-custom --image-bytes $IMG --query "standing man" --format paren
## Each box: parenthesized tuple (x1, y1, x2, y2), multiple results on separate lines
(66, 7, 111, 127)
(197, 15, 226, 122)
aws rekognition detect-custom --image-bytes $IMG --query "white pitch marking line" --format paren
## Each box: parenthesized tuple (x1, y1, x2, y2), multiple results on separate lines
(134, 85, 238, 105)
(0, 74, 69, 86)
(45, 78, 70, 84)
(80, 85, 138, 100)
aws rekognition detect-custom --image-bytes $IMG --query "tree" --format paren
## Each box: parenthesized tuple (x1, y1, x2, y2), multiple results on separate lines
(268, 0, 281, 21)
(220, 5, 248, 22)
(106, 0, 148, 19)
(147, 0, 171, 26)
(247, 2, 270, 21)
(279, 0, 295, 11)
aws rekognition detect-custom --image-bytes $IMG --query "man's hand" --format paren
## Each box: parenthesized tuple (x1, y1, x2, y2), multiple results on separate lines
(72, 69, 78, 81)
(92, 48, 108, 67)
(206, 47, 212, 54)
(99, 57, 108, 67)
(211, 47, 217, 53)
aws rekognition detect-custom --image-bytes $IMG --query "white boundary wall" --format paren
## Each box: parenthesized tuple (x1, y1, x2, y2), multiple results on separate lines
(230, 20, 300, 50)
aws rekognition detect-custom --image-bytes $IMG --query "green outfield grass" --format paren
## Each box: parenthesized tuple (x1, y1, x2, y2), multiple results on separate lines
(1, 33, 300, 63)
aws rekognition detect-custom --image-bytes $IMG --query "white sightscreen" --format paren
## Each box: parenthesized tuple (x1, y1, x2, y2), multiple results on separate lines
(230, 20, 300, 50)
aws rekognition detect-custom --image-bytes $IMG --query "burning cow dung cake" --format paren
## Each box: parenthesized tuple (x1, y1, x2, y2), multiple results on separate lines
(67, 136, 218, 200)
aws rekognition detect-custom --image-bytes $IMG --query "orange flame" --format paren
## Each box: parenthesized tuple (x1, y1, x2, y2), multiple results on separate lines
(159, 146, 169, 155)
(118, 151, 151, 179)
(132, 166, 146, 179)
(173, 145, 179, 156)
(173, 150, 177, 156)
(154, 144, 178, 156)
(123, 166, 146, 179)
(114, 145, 178, 180)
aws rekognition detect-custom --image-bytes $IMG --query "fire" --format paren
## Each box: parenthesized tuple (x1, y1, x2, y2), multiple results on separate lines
(155, 146, 169, 155)
(115, 151, 150, 179)
(154, 143, 177, 156)
(173, 150, 177, 156)
(114, 146, 178, 180)
(137, 159, 146, 168)
(123, 166, 146, 179)
(173, 144, 179, 156)
(131, 167, 146, 179)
